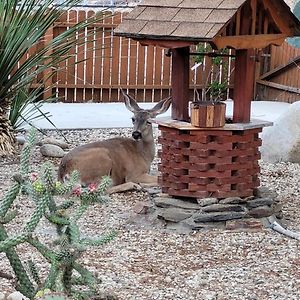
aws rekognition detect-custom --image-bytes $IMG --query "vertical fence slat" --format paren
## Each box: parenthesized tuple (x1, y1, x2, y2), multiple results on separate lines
(153, 47, 163, 101)
(102, 12, 113, 101)
(136, 42, 146, 100)
(110, 13, 121, 101)
(128, 39, 138, 98)
(145, 45, 154, 102)
(84, 10, 96, 102)
(54, 11, 68, 102)
(66, 10, 76, 102)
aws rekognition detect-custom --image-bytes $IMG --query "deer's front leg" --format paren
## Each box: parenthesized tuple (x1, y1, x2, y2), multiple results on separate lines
(106, 174, 158, 194)
(135, 173, 158, 187)
(106, 182, 142, 194)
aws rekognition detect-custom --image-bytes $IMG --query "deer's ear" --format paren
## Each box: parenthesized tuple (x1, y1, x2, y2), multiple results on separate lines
(121, 89, 141, 113)
(148, 96, 172, 117)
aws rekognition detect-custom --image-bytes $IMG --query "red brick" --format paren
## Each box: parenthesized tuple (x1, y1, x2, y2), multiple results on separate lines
(191, 130, 232, 136)
(188, 183, 205, 192)
(236, 139, 262, 150)
(168, 188, 209, 198)
(190, 142, 233, 151)
(215, 148, 257, 158)
(206, 183, 232, 192)
(214, 175, 253, 185)
(217, 134, 255, 144)
(189, 155, 232, 164)
(168, 182, 189, 190)
(236, 182, 253, 191)
(189, 163, 210, 172)
(189, 170, 231, 178)
(215, 162, 254, 172)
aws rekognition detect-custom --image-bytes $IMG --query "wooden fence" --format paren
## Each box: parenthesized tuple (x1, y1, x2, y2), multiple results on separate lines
(31, 9, 300, 104)
(34, 10, 235, 103)
(256, 41, 300, 103)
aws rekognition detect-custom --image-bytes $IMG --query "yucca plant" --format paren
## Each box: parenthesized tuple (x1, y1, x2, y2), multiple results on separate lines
(0, 0, 106, 155)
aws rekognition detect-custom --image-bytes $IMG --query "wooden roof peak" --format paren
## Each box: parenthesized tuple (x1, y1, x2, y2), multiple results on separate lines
(114, 0, 300, 49)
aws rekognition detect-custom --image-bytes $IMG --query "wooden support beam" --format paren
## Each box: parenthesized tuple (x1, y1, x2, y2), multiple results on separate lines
(262, 0, 294, 35)
(259, 55, 300, 80)
(250, 0, 257, 35)
(212, 34, 287, 50)
(257, 79, 300, 94)
(233, 49, 256, 123)
(171, 47, 190, 122)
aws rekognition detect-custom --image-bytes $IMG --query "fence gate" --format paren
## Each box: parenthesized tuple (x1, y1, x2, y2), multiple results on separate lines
(256, 42, 300, 103)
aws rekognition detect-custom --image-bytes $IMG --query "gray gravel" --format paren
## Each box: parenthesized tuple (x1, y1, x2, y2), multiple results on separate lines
(1, 128, 300, 299)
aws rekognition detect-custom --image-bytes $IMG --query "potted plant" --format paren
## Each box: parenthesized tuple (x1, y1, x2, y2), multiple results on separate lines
(190, 44, 233, 128)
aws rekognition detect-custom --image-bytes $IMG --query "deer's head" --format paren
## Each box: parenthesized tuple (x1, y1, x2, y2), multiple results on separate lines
(121, 90, 172, 142)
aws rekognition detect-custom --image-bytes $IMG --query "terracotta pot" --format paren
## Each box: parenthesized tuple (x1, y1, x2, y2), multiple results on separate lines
(190, 101, 226, 128)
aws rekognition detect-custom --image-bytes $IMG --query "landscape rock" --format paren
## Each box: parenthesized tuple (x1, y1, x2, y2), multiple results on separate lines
(225, 218, 264, 230)
(157, 207, 194, 222)
(196, 197, 218, 206)
(155, 197, 200, 210)
(254, 187, 278, 199)
(219, 197, 246, 204)
(261, 101, 300, 163)
(0, 292, 5, 300)
(40, 144, 66, 158)
(272, 203, 283, 219)
(193, 211, 246, 222)
(183, 218, 226, 230)
(133, 201, 153, 214)
(202, 203, 247, 213)
(39, 137, 69, 149)
(246, 197, 274, 209)
(247, 205, 274, 218)
(144, 186, 161, 196)
(15, 134, 26, 145)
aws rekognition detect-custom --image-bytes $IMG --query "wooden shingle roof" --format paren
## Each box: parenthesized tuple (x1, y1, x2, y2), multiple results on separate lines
(114, 0, 300, 49)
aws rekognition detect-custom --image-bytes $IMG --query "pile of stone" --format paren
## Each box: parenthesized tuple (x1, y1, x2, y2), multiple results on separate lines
(37, 137, 69, 158)
(16, 133, 69, 158)
(147, 187, 281, 232)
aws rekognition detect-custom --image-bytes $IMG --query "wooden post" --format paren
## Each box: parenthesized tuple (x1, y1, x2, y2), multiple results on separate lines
(233, 49, 256, 123)
(171, 47, 190, 121)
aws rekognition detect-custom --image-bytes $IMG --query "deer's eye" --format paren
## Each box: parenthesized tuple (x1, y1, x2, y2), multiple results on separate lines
(131, 117, 135, 123)
(146, 121, 151, 125)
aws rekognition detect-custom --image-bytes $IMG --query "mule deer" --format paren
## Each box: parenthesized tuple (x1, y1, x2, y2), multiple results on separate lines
(58, 90, 172, 194)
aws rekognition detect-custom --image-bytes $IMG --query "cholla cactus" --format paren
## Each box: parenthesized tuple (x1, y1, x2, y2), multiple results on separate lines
(0, 128, 115, 299)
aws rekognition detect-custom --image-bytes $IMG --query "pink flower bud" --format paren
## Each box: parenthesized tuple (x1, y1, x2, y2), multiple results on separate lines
(72, 186, 82, 196)
(31, 172, 38, 182)
(88, 183, 97, 193)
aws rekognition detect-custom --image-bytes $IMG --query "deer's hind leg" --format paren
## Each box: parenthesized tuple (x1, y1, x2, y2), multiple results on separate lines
(78, 149, 113, 186)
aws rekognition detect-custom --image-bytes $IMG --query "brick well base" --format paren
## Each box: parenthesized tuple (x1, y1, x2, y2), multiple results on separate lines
(158, 125, 263, 199)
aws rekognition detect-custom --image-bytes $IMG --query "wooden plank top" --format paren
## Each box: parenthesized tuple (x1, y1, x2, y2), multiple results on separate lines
(152, 116, 273, 131)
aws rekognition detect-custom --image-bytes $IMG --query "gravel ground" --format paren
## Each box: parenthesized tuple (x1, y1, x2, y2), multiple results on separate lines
(1, 128, 300, 299)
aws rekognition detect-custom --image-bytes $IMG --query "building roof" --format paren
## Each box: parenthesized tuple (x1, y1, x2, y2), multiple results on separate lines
(114, 0, 300, 47)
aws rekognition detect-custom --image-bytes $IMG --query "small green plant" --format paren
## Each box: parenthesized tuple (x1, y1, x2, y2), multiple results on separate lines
(0, 128, 115, 299)
(193, 43, 232, 103)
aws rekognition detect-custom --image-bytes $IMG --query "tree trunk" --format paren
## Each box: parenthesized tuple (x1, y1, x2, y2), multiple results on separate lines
(0, 108, 15, 156)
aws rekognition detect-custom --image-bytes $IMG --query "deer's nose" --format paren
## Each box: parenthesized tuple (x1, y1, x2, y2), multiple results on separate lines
(132, 131, 142, 140)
